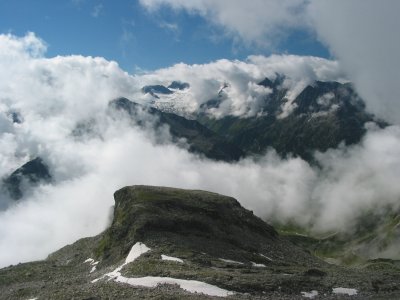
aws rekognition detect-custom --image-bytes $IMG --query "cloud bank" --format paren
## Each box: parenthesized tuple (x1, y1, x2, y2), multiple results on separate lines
(138, 55, 346, 117)
(139, 0, 400, 124)
(0, 33, 400, 267)
(309, 0, 400, 124)
(139, 0, 309, 48)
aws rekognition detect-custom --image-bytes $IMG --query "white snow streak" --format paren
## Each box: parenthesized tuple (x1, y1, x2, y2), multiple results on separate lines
(332, 287, 358, 296)
(92, 242, 151, 283)
(301, 290, 319, 298)
(161, 254, 184, 263)
(251, 262, 266, 268)
(259, 254, 273, 261)
(84, 258, 99, 273)
(92, 242, 234, 297)
(116, 276, 234, 297)
(125, 242, 151, 264)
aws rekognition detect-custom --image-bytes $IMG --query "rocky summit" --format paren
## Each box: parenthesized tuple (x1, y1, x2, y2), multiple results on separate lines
(1, 186, 399, 299)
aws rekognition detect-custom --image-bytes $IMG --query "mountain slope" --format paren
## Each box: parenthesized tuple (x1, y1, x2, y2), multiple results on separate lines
(1, 186, 399, 299)
(1, 157, 51, 201)
(277, 211, 400, 266)
(197, 79, 383, 162)
(142, 77, 384, 162)
(109, 97, 244, 161)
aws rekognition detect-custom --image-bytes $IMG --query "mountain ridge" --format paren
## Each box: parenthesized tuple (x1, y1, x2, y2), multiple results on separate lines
(141, 77, 386, 162)
(1, 185, 399, 299)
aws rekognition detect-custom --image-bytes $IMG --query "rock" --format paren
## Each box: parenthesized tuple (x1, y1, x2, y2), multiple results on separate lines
(168, 81, 190, 90)
(2, 157, 51, 200)
(1, 185, 399, 299)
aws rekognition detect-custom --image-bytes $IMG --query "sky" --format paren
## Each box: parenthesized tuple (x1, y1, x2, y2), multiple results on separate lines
(0, 0, 330, 72)
(1, 0, 400, 267)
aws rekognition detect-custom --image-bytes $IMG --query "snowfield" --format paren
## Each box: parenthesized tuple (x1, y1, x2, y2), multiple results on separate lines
(92, 242, 235, 297)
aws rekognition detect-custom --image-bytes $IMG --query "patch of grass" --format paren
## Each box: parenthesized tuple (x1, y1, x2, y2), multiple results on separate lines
(95, 234, 111, 259)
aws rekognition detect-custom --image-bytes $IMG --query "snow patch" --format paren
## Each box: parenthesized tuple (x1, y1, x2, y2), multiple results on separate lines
(219, 258, 244, 265)
(332, 287, 358, 296)
(301, 290, 319, 298)
(259, 254, 273, 261)
(161, 255, 183, 263)
(126, 242, 151, 264)
(92, 242, 234, 297)
(115, 276, 234, 297)
(84, 258, 99, 273)
(251, 262, 266, 268)
(92, 242, 151, 283)
(148, 88, 197, 118)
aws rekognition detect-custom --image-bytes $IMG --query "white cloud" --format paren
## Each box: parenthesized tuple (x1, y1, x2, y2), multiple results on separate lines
(159, 21, 179, 33)
(139, 0, 400, 124)
(91, 3, 104, 18)
(312, 125, 400, 232)
(308, 0, 400, 124)
(0, 32, 46, 59)
(137, 54, 346, 117)
(139, 0, 309, 48)
(1, 33, 400, 267)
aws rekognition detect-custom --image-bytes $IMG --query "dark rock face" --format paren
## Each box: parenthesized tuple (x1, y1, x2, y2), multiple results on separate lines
(7, 111, 23, 124)
(197, 78, 385, 162)
(168, 81, 190, 90)
(2, 157, 51, 200)
(142, 85, 174, 96)
(96, 186, 279, 263)
(109, 97, 244, 161)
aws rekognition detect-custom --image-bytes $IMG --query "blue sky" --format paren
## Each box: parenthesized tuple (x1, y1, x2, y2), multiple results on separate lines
(0, 0, 329, 72)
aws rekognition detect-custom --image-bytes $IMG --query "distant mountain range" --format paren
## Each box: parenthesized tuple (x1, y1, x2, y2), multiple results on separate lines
(0, 76, 387, 201)
(144, 76, 386, 161)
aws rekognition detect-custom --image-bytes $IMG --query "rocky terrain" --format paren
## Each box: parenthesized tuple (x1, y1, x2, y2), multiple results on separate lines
(1, 157, 51, 202)
(1, 76, 398, 299)
(144, 77, 385, 162)
(1, 77, 385, 204)
(108, 97, 244, 161)
(1, 186, 399, 299)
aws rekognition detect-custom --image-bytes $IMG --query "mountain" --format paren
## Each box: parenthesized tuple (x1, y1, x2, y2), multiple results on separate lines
(168, 81, 190, 90)
(197, 79, 385, 162)
(276, 211, 400, 266)
(109, 97, 244, 161)
(140, 77, 385, 162)
(142, 85, 174, 98)
(1, 185, 398, 299)
(1, 157, 51, 201)
(143, 81, 194, 118)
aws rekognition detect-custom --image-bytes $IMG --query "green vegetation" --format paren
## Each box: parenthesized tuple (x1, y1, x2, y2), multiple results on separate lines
(275, 211, 400, 267)
(1, 185, 399, 299)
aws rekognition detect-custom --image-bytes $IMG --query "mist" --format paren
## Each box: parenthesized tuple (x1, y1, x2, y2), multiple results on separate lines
(140, 0, 400, 124)
(309, 0, 400, 124)
(0, 33, 400, 267)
